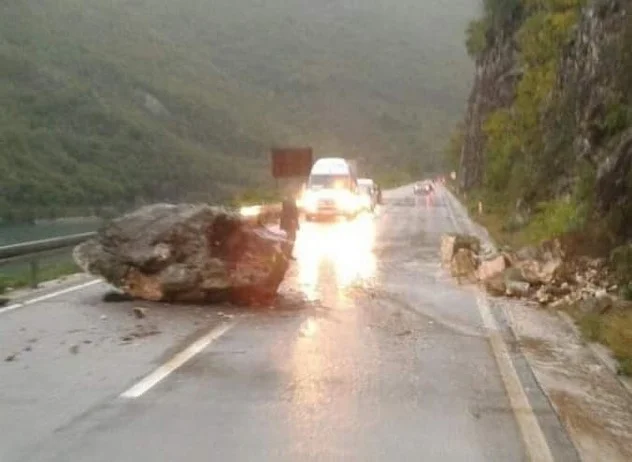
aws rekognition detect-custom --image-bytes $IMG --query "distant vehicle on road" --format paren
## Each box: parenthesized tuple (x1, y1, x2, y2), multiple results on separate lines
(357, 178, 378, 212)
(302, 157, 360, 221)
(413, 180, 434, 196)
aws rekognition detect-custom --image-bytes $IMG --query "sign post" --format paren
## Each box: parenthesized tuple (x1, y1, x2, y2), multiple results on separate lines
(271, 147, 314, 198)
(271, 147, 313, 179)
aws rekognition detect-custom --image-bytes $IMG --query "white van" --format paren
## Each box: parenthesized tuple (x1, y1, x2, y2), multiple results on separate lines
(301, 157, 359, 221)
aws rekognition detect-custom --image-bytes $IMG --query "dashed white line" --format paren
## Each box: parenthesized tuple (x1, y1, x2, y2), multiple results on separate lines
(120, 321, 236, 399)
(0, 279, 103, 315)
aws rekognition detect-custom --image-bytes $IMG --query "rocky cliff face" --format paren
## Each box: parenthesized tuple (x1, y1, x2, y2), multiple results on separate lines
(459, 0, 632, 238)
(459, 29, 520, 190)
(563, 0, 632, 237)
(459, 29, 520, 191)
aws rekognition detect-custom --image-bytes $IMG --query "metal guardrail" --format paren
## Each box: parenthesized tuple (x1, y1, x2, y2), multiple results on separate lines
(0, 232, 97, 262)
(0, 232, 97, 289)
(0, 205, 282, 291)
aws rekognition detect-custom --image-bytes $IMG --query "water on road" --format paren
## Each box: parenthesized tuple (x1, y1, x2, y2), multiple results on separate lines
(1, 185, 629, 461)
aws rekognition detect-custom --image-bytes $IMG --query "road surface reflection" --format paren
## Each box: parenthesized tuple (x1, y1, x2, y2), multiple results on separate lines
(285, 215, 377, 448)
(295, 213, 377, 301)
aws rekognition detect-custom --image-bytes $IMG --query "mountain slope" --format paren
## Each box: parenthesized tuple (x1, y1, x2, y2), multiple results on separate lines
(457, 0, 632, 242)
(0, 0, 475, 220)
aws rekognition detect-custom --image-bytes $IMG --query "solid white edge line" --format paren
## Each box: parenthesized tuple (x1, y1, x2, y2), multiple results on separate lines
(441, 186, 554, 462)
(476, 293, 555, 462)
(120, 321, 236, 399)
(0, 279, 103, 315)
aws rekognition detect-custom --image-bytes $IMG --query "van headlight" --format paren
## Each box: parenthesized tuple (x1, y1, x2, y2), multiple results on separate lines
(303, 193, 317, 212)
(337, 192, 357, 212)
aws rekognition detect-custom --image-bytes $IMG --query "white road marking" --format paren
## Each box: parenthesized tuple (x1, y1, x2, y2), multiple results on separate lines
(441, 186, 554, 461)
(0, 279, 103, 315)
(120, 322, 236, 399)
(476, 293, 555, 462)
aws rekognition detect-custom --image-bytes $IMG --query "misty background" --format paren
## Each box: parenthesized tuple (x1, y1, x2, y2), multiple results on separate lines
(0, 0, 477, 221)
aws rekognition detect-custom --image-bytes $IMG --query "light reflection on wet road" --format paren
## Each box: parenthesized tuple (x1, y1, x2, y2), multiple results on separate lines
(295, 214, 378, 299)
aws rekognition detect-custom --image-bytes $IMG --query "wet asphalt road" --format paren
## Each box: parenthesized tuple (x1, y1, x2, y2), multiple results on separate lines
(1, 185, 581, 461)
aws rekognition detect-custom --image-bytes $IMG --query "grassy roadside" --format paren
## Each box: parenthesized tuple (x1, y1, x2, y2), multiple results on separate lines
(449, 186, 546, 249)
(0, 258, 81, 296)
(230, 187, 283, 208)
(575, 308, 632, 376)
(447, 183, 632, 376)
(445, 185, 525, 249)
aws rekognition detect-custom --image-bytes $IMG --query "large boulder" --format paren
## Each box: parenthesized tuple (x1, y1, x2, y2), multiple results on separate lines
(484, 274, 507, 296)
(73, 204, 290, 305)
(505, 280, 531, 298)
(440, 233, 481, 265)
(476, 255, 507, 281)
(516, 258, 563, 285)
(514, 238, 563, 263)
(502, 267, 531, 298)
(450, 248, 478, 282)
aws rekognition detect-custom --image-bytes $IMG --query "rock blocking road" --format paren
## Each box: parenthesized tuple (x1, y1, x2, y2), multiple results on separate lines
(73, 204, 290, 304)
(1, 184, 631, 461)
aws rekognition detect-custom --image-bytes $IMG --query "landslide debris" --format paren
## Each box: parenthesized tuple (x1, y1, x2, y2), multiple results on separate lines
(74, 204, 290, 305)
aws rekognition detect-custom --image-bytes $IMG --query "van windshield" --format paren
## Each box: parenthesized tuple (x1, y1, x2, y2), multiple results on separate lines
(308, 174, 351, 189)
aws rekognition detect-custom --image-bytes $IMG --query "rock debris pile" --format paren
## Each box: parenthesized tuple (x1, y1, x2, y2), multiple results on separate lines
(441, 233, 631, 313)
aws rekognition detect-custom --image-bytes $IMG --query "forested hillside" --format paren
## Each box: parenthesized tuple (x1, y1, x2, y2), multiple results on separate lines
(455, 0, 632, 243)
(0, 0, 475, 222)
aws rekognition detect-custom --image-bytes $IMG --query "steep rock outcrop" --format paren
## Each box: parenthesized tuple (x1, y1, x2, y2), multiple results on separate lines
(458, 29, 521, 191)
(459, 0, 632, 239)
(559, 0, 632, 237)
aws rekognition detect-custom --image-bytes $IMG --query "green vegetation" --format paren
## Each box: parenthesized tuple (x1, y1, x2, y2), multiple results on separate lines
(0, 258, 80, 293)
(1, 0, 476, 222)
(522, 198, 583, 242)
(230, 188, 282, 208)
(483, 0, 522, 27)
(465, 0, 522, 57)
(611, 244, 632, 284)
(483, 0, 584, 201)
(454, 0, 590, 244)
(465, 19, 489, 59)
(577, 309, 632, 376)
(456, 0, 632, 375)
(457, 190, 531, 248)
(621, 283, 632, 301)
